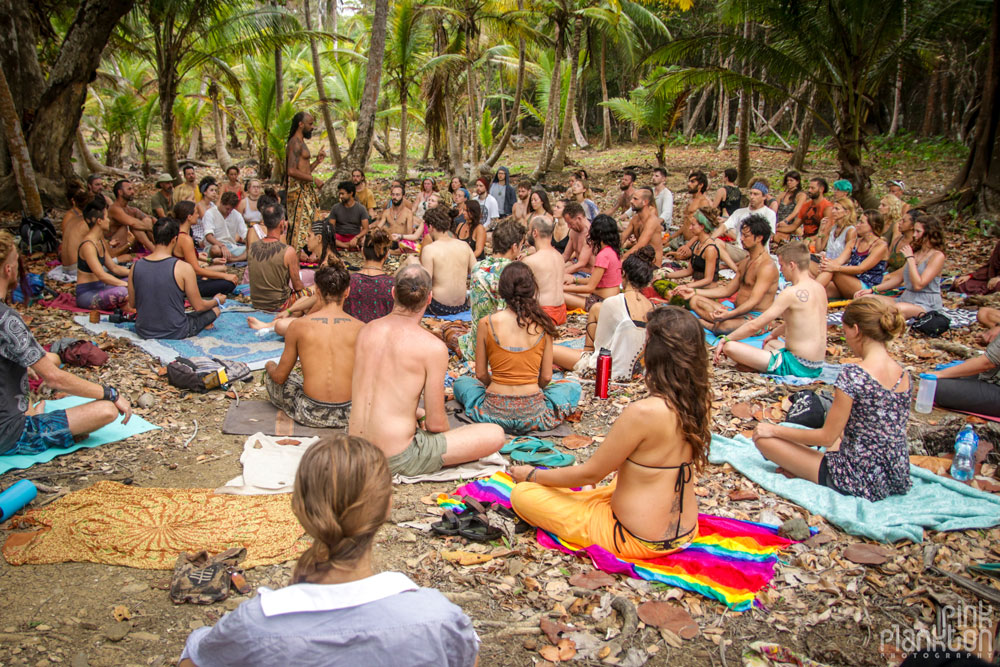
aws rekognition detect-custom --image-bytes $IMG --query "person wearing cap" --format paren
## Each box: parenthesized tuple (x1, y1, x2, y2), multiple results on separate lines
(830, 179, 853, 203)
(886, 180, 910, 215)
(151, 174, 175, 218)
(710, 181, 777, 263)
(473, 177, 500, 231)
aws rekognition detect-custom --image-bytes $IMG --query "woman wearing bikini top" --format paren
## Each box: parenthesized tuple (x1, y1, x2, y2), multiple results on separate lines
(510, 306, 708, 559)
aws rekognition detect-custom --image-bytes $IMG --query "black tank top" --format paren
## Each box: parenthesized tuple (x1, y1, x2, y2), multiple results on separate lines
(721, 185, 742, 216)
(77, 240, 105, 275)
(133, 257, 190, 339)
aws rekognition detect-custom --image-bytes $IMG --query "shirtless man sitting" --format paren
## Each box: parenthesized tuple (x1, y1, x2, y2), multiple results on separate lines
(674, 215, 778, 335)
(620, 187, 663, 268)
(264, 262, 362, 428)
(349, 265, 505, 476)
(512, 180, 532, 225)
(523, 216, 568, 325)
(376, 183, 417, 253)
(562, 201, 594, 277)
(420, 207, 476, 317)
(668, 170, 712, 257)
(605, 170, 636, 219)
(713, 242, 827, 380)
(109, 179, 155, 252)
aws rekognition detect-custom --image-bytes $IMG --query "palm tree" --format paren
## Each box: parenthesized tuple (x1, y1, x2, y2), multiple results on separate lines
(385, 0, 433, 179)
(647, 0, 963, 204)
(303, 0, 343, 170)
(603, 68, 689, 166)
(339, 0, 391, 177)
(115, 0, 303, 178)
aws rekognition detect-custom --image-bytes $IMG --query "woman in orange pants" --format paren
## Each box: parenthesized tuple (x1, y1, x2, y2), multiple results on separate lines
(509, 306, 710, 560)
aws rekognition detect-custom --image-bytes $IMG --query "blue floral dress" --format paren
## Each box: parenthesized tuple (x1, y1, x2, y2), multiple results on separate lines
(458, 257, 511, 361)
(825, 364, 912, 501)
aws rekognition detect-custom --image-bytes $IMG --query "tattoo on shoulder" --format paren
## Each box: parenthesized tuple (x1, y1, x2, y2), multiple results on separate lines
(795, 289, 809, 302)
(311, 317, 329, 323)
(331, 317, 352, 324)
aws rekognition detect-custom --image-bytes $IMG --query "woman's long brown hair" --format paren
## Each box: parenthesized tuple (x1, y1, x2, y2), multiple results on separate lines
(291, 435, 391, 584)
(643, 307, 711, 469)
(498, 261, 558, 338)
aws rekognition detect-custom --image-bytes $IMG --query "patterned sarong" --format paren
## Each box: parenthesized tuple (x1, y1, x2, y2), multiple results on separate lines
(285, 180, 319, 250)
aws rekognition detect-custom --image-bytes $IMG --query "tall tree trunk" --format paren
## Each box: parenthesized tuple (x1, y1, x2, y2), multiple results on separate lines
(716, 88, 730, 150)
(275, 48, 284, 115)
(946, 0, 1000, 215)
(398, 76, 409, 179)
(551, 15, 583, 172)
(340, 0, 389, 176)
(533, 20, 563, 179)
(790, 87, 817, 171)
(922, 62, 940, 137)
(444, 79, 461, 173)
(485, 31, 526, 168)
(185, 78, 208, 161)
(328, 0, 338, 48)
(888, 60, 904, 136)
(465, 23, 478, 181)
(304, 0, 342, 169)
(737, 90, 750, 186)
(600, 36, 612, 150)
(0, 63, 42, 218)
(684, 86, 711, 139)
(159, 67, 180, 179)
(210, 80, 233, 170)
(21, 0, 134, 188)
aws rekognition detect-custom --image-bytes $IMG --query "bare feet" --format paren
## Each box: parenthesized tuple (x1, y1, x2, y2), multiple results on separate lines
(246, 317, 273, 330)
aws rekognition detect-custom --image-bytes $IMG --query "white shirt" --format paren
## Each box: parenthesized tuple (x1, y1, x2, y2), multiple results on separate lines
(203, 207, 248, 246)
(259, 572, 419, 617)
(476, 194, 500, 230)
(724, 205, 777, 249)
(655, 187, 674, 227)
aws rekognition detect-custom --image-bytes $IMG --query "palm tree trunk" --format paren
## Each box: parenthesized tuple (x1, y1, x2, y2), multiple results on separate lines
(398, 77, 409, 179)
(551, 15, 583, 172)
(275, 48, 284, 115)
(465, 23, 478, 181)
(922, 61, 940, 137)
(716, 87, 730, 150)
(684, 86, 711, 139)
(790, 86, 816, 171)
(159, 67, 180, 178)
(486, 31, 526, 168)
(444, 79, 461, 172)
(342, 0, 390, 174)
(210, 80, 233, 170)
(304, 0, 342, 169)
(0, 63, 42, 218)
(600, 36, 611, 150)
(737, 90, 750, 186)
(533, 21, 563, 179)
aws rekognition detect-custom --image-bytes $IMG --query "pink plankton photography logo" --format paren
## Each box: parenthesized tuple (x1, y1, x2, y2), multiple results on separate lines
(880, 601, 997, 661)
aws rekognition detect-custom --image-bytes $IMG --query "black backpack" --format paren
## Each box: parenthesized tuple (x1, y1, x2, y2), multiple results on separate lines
(910, 310, 950, 337)
(166, 356, 252, 393)
(18, 216, 59, 254)
(785, 390, 833, 429)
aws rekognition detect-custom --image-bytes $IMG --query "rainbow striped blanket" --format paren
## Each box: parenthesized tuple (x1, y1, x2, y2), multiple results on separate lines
(437, 472, 804, 611)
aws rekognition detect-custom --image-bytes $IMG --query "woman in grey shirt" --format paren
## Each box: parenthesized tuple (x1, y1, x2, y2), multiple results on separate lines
(180, 435, 479, 667)
(856, 215, 945, 320)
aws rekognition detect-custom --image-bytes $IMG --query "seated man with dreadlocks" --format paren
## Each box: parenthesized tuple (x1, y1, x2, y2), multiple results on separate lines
(264, 260, 362, 429)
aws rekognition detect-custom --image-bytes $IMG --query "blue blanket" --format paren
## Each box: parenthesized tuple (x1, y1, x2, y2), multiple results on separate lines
(425, 310, 472, 322)
(74, 305, 282, 370)
(709, 432, 1000, 543)
(1, 396, 160, 476)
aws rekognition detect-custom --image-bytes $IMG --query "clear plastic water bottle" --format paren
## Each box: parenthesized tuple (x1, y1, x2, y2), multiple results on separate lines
(950, 425, 978, 482)
(914, 373, 937, 414)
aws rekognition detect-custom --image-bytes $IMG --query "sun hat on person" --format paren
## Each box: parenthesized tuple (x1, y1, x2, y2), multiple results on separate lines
(156, 174, 174, 184)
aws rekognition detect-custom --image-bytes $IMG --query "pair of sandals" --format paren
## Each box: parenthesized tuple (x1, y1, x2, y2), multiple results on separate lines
(501, 436, 575, 467)
(432, 497, 528, 541)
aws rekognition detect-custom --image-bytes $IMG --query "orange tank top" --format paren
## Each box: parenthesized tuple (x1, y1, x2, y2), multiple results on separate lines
(484, 315, 546, 386)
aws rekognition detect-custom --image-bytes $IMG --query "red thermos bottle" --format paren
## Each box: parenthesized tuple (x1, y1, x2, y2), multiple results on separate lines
(595, 348, 612, 399)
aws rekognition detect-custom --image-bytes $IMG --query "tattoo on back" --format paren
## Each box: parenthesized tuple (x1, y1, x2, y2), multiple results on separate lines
(796, 289, 809, 302)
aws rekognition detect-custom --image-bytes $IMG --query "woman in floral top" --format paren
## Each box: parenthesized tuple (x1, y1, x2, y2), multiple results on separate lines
(458, 219, 525, 362)
(753, 297, 912, 501)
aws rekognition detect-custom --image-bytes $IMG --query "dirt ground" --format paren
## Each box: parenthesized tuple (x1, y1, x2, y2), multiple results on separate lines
(1, 141, 998, 667)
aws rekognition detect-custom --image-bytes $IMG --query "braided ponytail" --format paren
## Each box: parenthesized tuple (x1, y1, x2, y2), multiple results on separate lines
(498, 261, 557, 337)
(291, 435, 391, 584)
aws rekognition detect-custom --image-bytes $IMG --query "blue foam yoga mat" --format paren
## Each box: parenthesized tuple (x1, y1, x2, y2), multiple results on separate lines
(73, 305, 282, 370)
(0, 396, 160, 476)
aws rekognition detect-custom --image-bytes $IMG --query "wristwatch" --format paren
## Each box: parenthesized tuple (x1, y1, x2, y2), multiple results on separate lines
(102, 385, 119, 402)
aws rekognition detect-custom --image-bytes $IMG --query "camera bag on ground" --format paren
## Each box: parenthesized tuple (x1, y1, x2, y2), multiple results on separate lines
(166, 356, 251, 392)
(910, 310, 950, 337)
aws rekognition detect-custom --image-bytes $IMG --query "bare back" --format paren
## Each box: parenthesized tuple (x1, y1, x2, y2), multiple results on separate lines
(290, 306, 363, 402)
(523, 245, 565, 307)
(350, 316, 447, 457)
(420, 237, 475, 306)
(778, 276, 828, 362)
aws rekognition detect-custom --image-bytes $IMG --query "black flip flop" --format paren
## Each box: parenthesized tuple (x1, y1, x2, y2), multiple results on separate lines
(457, 514, 502, 542)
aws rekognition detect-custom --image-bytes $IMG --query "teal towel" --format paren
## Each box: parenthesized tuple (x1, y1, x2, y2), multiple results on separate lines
(0, 396, 160, 476)
(709, 432, 1000, 543)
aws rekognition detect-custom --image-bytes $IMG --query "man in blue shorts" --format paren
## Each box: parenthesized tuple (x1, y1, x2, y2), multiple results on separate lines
(0, 231, 131, 457)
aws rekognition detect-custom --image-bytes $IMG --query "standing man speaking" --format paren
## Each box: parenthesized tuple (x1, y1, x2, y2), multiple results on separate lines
(285, 111, 326, 250)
